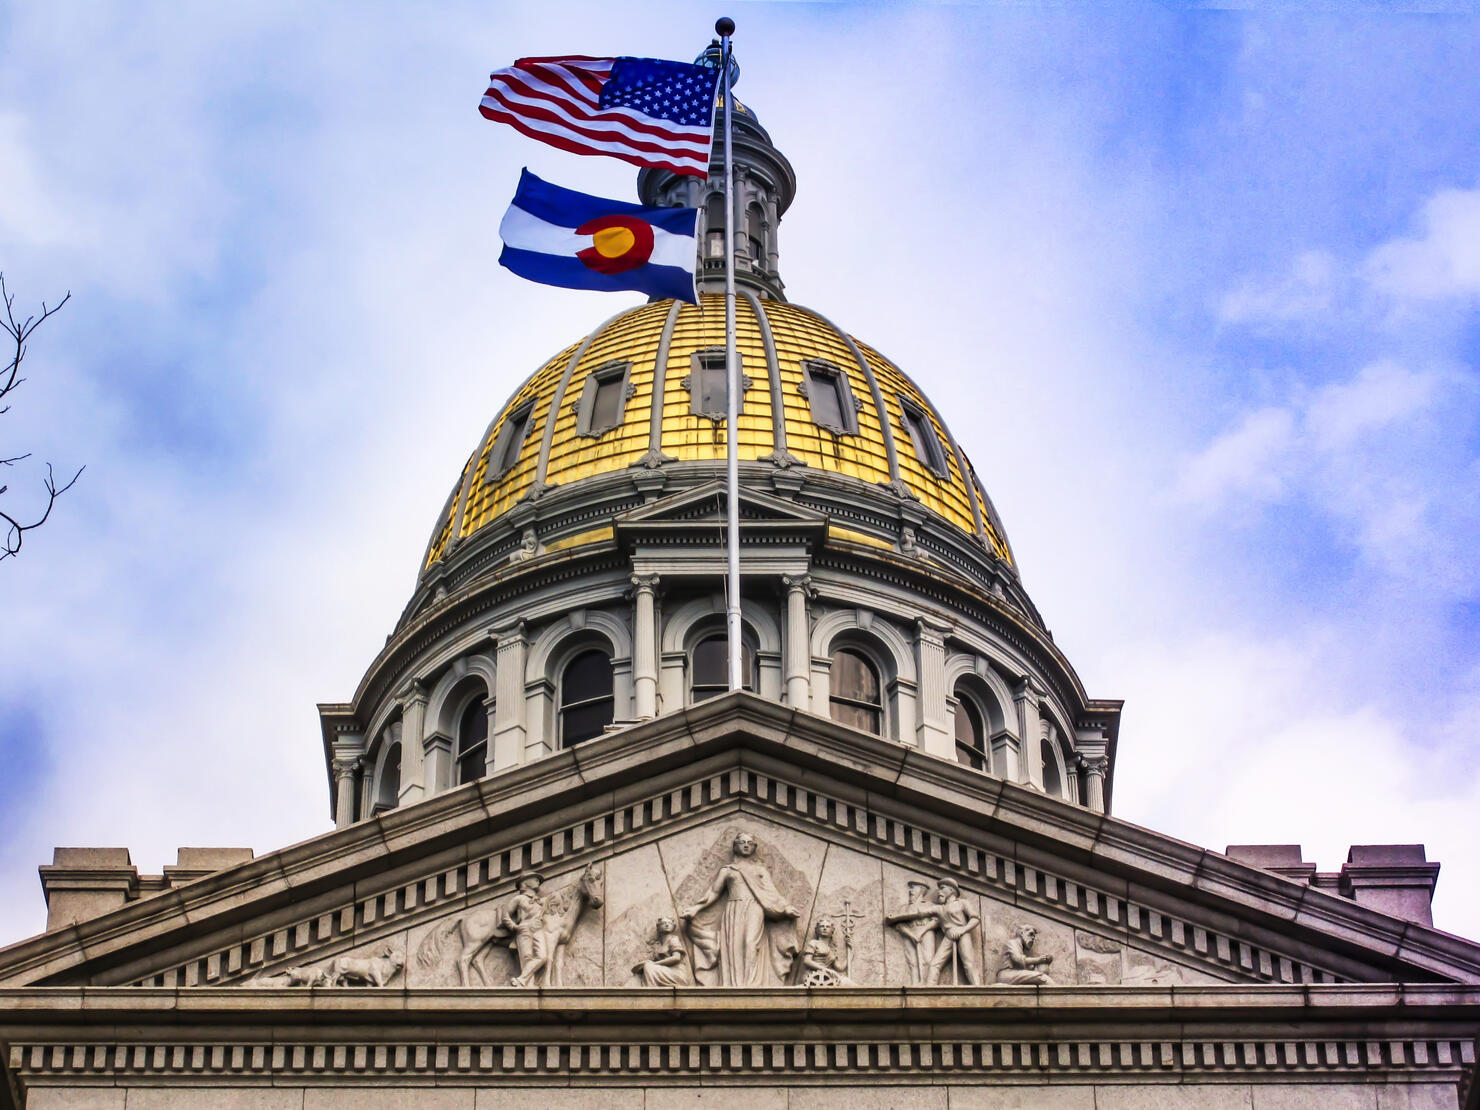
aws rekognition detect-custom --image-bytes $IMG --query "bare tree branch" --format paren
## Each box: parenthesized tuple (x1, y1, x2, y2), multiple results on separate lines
(0, 272, 80, 561)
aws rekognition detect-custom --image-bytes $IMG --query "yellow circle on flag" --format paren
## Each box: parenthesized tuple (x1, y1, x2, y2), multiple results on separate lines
(590, 225, 637, 258)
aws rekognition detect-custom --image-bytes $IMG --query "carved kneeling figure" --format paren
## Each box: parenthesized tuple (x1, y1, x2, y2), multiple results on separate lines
(633, 916, 692, 987)
(996, 924, 1054, 985)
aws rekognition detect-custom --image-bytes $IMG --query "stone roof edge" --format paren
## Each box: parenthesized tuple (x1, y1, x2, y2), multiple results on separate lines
(3, 693, 1480, 986)
(2, 983, 1478, 1026)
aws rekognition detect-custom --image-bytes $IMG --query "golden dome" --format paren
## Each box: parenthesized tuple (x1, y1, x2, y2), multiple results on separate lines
(424, 293, 1011, 569)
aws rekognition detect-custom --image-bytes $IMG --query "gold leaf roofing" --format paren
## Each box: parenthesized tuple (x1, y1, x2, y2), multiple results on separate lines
(425, 294, 1010, 568)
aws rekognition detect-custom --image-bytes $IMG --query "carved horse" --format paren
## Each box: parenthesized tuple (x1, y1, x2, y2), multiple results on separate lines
(416, 863, 605, 987)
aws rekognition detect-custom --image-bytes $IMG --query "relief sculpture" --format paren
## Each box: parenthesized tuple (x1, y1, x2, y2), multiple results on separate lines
(996, 923, 1055, 984)
(680, 831, 801, 986)
(798, 915, 857, 986)
(885, 880, 939, 985)
(632, 916, 693, 987)
(885, 878, 981, 985)
(415, 863, 604, 987)
(246, 944, 403, 989)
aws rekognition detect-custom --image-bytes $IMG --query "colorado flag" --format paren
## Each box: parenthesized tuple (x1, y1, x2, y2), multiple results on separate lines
(498, 170, 700, 303)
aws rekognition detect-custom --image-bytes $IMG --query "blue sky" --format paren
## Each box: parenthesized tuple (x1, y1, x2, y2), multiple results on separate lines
(1, 1, 1478, 944)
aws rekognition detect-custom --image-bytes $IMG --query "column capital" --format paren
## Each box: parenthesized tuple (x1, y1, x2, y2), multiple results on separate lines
(629, 571, 662, 595)
(1079, 755, 1109, 777)
(331, 756, 360, 783)
(398, 679, 429, 710)
(1013, 675, 1042, 702)
(781, 572, 817, 599)
(914, 615, 950, 645)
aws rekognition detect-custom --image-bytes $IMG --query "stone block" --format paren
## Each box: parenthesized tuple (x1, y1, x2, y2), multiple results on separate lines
(789, 1088, 948, 1110)
(25, 1091, 126, 1110)
(947, 1086, 1096, 1109)
(643, 1088, 787, 1110)
(1095, 1086, 1252, 1110)
(476, 1091, 642, 1110)
(304, 1091, 473, 1110)
(124, 1090, 303, 1109)
(1251, 1084, 1376, 1110)
(1375, 1085, 1460, 1110)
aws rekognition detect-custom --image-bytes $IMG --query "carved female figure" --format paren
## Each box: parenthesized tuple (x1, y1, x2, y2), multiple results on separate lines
(798, 917, 856, 986)
(681, 832, 800, 986)
(633, 916, 692, 987)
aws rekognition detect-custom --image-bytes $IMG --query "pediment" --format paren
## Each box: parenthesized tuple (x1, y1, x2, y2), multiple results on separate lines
(613, 481, 829, 546)
(3, 695, 1478, 993)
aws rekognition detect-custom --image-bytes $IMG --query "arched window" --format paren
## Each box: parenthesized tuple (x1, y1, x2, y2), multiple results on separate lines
(953, 697, 989, 772)
(456, 698, 488, 785)
(705, 193, 726, 259)
(1041, 736, 1063, 798)
(746, 204, 765, 262)
(690, 633, 754, 702)
(829, 648, 882, 734)
(561, 649, 614, 746)
(374, 744, 401, 814)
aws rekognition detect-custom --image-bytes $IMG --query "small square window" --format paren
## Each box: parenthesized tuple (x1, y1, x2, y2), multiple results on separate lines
(802, 360, 856, 434)
(577, 360, 632, 437)
(486, 403, 534, 480)
(899, 398, 949, 476)
(688, 349, 743, 418)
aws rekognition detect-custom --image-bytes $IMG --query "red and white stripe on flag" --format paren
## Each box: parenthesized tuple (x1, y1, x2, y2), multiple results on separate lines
(480, 56, 714, 177)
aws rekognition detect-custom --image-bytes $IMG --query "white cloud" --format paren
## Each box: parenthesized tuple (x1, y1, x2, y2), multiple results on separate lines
(1305, 360, 1442, 450)
(1173, 405, 1296, 505)
(1365, 184, 1480, 301)
(1218, 249, 1338, 325)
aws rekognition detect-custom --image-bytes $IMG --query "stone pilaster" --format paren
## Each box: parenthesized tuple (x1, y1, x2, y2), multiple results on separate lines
(490, 621, 528, 773)
(397, 681, 428, 807)
(1014, 678, 1044, 790)
(630, 574, 661, 719)
(781, 573, 816, 707)
(914, 616, 952, 759)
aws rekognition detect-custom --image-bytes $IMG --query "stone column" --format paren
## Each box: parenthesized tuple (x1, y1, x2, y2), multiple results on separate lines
(914, 617, 952, 759)
(397, 682, 428, 807)
(781, 573, 816, 708)
(1080, 755, 1109, 814)
(330, 733, 364, 829)
(490, 621, 528, 773)
(630, 573, 661, 719)
(1014, 678, 1044, 790)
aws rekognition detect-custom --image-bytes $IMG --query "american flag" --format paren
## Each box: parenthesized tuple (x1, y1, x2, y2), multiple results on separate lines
(480, 56, 720, 178)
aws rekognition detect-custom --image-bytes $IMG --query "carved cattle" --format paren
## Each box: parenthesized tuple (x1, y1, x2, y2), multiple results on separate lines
(328, 947, 404, 987)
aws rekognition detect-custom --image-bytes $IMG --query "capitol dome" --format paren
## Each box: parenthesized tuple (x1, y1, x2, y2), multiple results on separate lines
(421, 293, 1013, 576)
(317, 72, 1120, 832)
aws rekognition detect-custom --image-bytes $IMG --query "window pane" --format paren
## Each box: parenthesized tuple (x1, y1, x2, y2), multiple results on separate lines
(376, 746, 401, 810)
(831, 702, 881, 734)
(831, 649, 879, 702)
(562, 650, 614, 746)
(699, 357, 727, 412)
(456, 745, 485, 785)
(806, 367, 846, 428)
(590, 374, 626, 432)
(492, 410, 530, 474)
(691, 635, 753, 701)
(458, 699, 487, 754)
(954, 701, 986, 771)
(902, 405, 947, 474)
(563, 698, 614, 745)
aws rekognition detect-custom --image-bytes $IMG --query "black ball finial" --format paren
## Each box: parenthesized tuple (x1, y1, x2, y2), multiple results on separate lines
(715, 17, 735, 37)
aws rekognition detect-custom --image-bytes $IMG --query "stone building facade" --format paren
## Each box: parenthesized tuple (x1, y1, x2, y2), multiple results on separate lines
(2, 54, 1477, 1110)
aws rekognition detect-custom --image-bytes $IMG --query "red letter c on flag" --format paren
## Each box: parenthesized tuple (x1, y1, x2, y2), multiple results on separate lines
(576, 215, 655, 274)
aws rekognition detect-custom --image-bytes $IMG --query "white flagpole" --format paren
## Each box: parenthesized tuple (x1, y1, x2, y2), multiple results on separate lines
(717, 16, 742, 693)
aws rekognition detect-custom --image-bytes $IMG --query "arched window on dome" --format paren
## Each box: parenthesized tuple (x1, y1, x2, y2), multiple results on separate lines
(705, 193, 726, 259)
(456, 697, 489, 786)
(829, 648, 882, 735)
(690, 632, 755, 703)
(561, 649, 614, 746)
(953, 696, 990, 773)
(488, 402, 534, 479)
(801, 359, 857, 435)
(1040, 736, 1063, 798)
(746, 202, 766, 263)
(373, 743, 401, 815)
